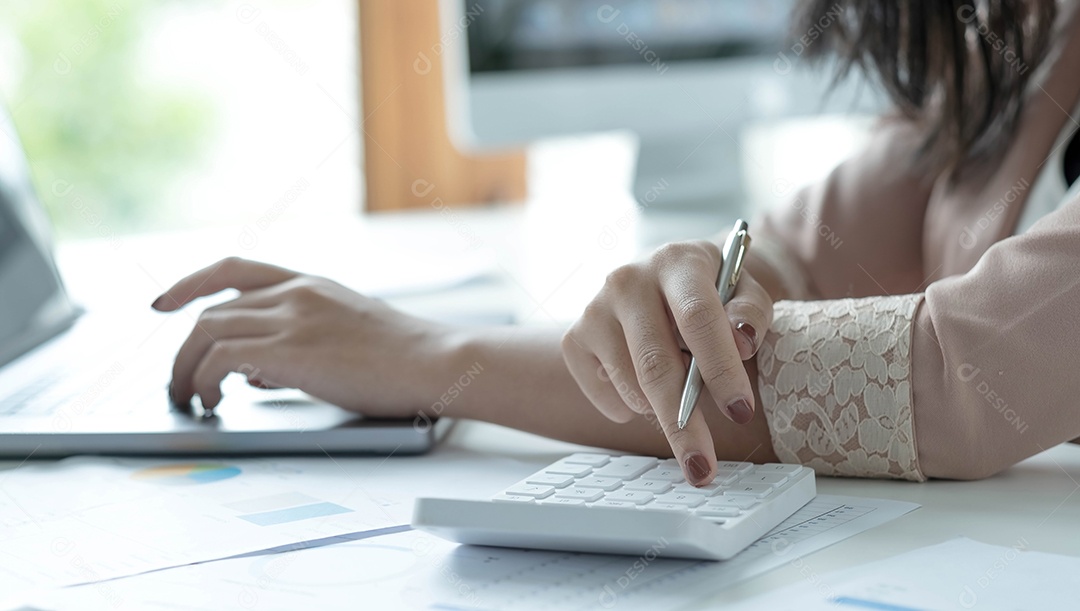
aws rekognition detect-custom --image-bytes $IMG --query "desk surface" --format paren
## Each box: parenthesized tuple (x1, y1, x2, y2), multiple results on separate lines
(444, 421, 1080, 606)
(4, 421, 1077, 607)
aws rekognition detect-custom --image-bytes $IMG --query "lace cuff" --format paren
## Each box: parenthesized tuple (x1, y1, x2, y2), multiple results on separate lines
(757, 295, 926, 481)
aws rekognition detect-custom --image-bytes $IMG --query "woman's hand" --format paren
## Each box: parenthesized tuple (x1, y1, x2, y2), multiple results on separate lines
(152, 257, 449, 416)
(561, 239, 774, 486)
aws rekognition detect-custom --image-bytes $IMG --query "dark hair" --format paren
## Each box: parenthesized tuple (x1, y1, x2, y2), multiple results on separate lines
(794, 0, 1058, 178)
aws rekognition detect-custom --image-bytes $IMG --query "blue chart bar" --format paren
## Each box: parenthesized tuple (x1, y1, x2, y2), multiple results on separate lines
(832, 597, 928, 611)
(240, 502, 351, 526)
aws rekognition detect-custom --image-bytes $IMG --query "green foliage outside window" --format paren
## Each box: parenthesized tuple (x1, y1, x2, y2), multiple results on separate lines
(0, 0, 215, 238)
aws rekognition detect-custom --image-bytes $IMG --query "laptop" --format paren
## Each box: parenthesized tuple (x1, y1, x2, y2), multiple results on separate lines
(0, 104, 450, 457)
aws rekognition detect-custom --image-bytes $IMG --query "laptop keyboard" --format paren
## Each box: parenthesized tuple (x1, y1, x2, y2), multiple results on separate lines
(0, 314, 176, 419)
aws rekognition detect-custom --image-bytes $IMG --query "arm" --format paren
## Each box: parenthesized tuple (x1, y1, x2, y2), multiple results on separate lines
(756, 196, 1080, 480)
(911, 196, 1080, 478)
(440, 327, 777, 463)
(152, 258, 777, 464)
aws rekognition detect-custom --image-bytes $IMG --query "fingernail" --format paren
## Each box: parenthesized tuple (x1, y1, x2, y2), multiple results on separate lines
(151, 295, 164, 310)
(735, 322, 757, 358)
(723, 398, 754, 425)
(684, 453, 712, 486)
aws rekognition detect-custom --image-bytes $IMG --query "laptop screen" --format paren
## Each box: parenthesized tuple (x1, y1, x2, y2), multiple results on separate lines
(0, 103, 80, 367)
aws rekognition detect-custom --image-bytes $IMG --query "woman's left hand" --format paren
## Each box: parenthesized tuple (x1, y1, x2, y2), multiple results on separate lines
(152, 257, 450, 415)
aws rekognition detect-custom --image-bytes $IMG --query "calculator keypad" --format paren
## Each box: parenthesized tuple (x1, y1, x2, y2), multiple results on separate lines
(493, 453, 808, 523)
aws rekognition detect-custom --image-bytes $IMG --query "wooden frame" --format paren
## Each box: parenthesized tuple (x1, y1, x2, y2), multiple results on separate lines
(358, 0, 527, 212)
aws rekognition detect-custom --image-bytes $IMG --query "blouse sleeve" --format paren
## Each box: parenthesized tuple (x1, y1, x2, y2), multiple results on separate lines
(751, 132, 1080, 480)
(909, 196, 1080, 479)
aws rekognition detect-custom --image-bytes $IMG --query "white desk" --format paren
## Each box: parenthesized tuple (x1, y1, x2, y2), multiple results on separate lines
(440, 421, 1080, 607)
(7, 203, 1080, 607)
(3, 421, 1078, 608)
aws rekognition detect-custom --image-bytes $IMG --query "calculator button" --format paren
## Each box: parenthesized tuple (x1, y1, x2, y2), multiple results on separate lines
(592, 500, 638, 510)
(671, 482, 725, 497)
(492, 493, 534, 503)
(563, 453, 612, 467)
(525, 473, 575, 488)
(623, 479, 673, 494)
(575, 476, 623, 491)
(555, 488, 605, 502)
(716, 461, 753, 474)
(641, 502, 689, 513)
(538, 497, 585, 506)
(505, 484, 555, 499)
(653, 493, 705, 507)
(658, 458, 680, 469)
(605, 490, 654, 505)
(639, 467, 684, 482)
(705, 497, 759, 510)
(738, 473, 788, 487)
(757, 463, 804, 475)
(545, 463, 593, 477)
(593, 457, 658, 480)
(695, 506, 741, 518)
(725, 484, 776, 498)
(711, 470, 741, 485)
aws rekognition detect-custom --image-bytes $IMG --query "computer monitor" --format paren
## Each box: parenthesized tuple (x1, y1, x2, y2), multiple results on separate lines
(447, 0, 885, 212)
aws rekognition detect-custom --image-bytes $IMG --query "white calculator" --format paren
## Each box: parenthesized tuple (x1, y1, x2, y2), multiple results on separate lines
(412, 453, 815, 561)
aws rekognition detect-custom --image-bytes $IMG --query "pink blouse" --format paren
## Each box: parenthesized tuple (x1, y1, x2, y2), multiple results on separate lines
(753, 2, 1080, 480)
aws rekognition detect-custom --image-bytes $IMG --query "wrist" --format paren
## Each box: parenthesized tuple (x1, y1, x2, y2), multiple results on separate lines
(417, 326, 486, 421)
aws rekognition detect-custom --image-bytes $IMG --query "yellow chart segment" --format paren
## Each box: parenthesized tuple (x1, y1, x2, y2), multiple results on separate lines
(131, 463, 242, 485)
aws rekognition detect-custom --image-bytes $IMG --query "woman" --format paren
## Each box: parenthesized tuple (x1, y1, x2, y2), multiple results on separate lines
(152, 0, 1080, 486)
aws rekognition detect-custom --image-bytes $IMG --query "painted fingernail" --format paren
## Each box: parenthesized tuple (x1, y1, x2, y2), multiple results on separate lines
(151, 295, 165, 310)
(684, 453, 712, 486)
(735, 322, 757, 358)
(723, 398, 754, 425)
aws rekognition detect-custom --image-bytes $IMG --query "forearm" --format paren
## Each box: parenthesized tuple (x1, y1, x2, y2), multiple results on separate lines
(433, 327, 777, 462)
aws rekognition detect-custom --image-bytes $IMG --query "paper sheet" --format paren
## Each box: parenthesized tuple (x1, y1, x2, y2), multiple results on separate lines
(12, 494, 917, 610)
(0, 451, 529, 601)
(726, 537, 1080, 610)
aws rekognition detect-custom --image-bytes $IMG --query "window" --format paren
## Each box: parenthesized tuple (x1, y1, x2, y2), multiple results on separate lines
(0, 0, 359, 240)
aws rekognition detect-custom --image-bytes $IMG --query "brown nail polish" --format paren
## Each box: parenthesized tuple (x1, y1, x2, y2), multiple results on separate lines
(735, 322, 757, 356)
(151, 295, 164, 310)
(723, 398, 754, 425)
(685, 453, 712, 485)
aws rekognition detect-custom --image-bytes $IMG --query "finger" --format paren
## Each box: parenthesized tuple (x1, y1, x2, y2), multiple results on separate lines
(614, 292, 717, 486)
(200, 281, 294, 314)
(561, 330, 636, 424)
(152, 257, 297, 311)
(588, 323, 653, 416)
(722, 274, 773, 360)
(192, 338, 271, 410)
(171, 309, 281, 405)
(247, 377, 286, 390)
(658, 247, 756, 427)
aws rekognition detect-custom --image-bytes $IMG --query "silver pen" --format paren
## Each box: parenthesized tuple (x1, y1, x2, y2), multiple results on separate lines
(676, 219, 751, 429)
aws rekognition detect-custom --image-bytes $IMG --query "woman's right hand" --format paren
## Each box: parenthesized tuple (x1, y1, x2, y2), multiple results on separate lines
(561, 239, 775, 486)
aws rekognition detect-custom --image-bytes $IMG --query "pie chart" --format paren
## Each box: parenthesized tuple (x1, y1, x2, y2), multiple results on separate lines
(132, 463, 242, 486)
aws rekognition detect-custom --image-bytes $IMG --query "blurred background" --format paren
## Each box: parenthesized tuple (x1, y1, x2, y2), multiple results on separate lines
(0, 0, 358, 239)
(0, 0, 884, 323)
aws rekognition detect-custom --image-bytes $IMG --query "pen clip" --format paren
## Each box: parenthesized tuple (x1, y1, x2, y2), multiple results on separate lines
(727, 230, 750, 288)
